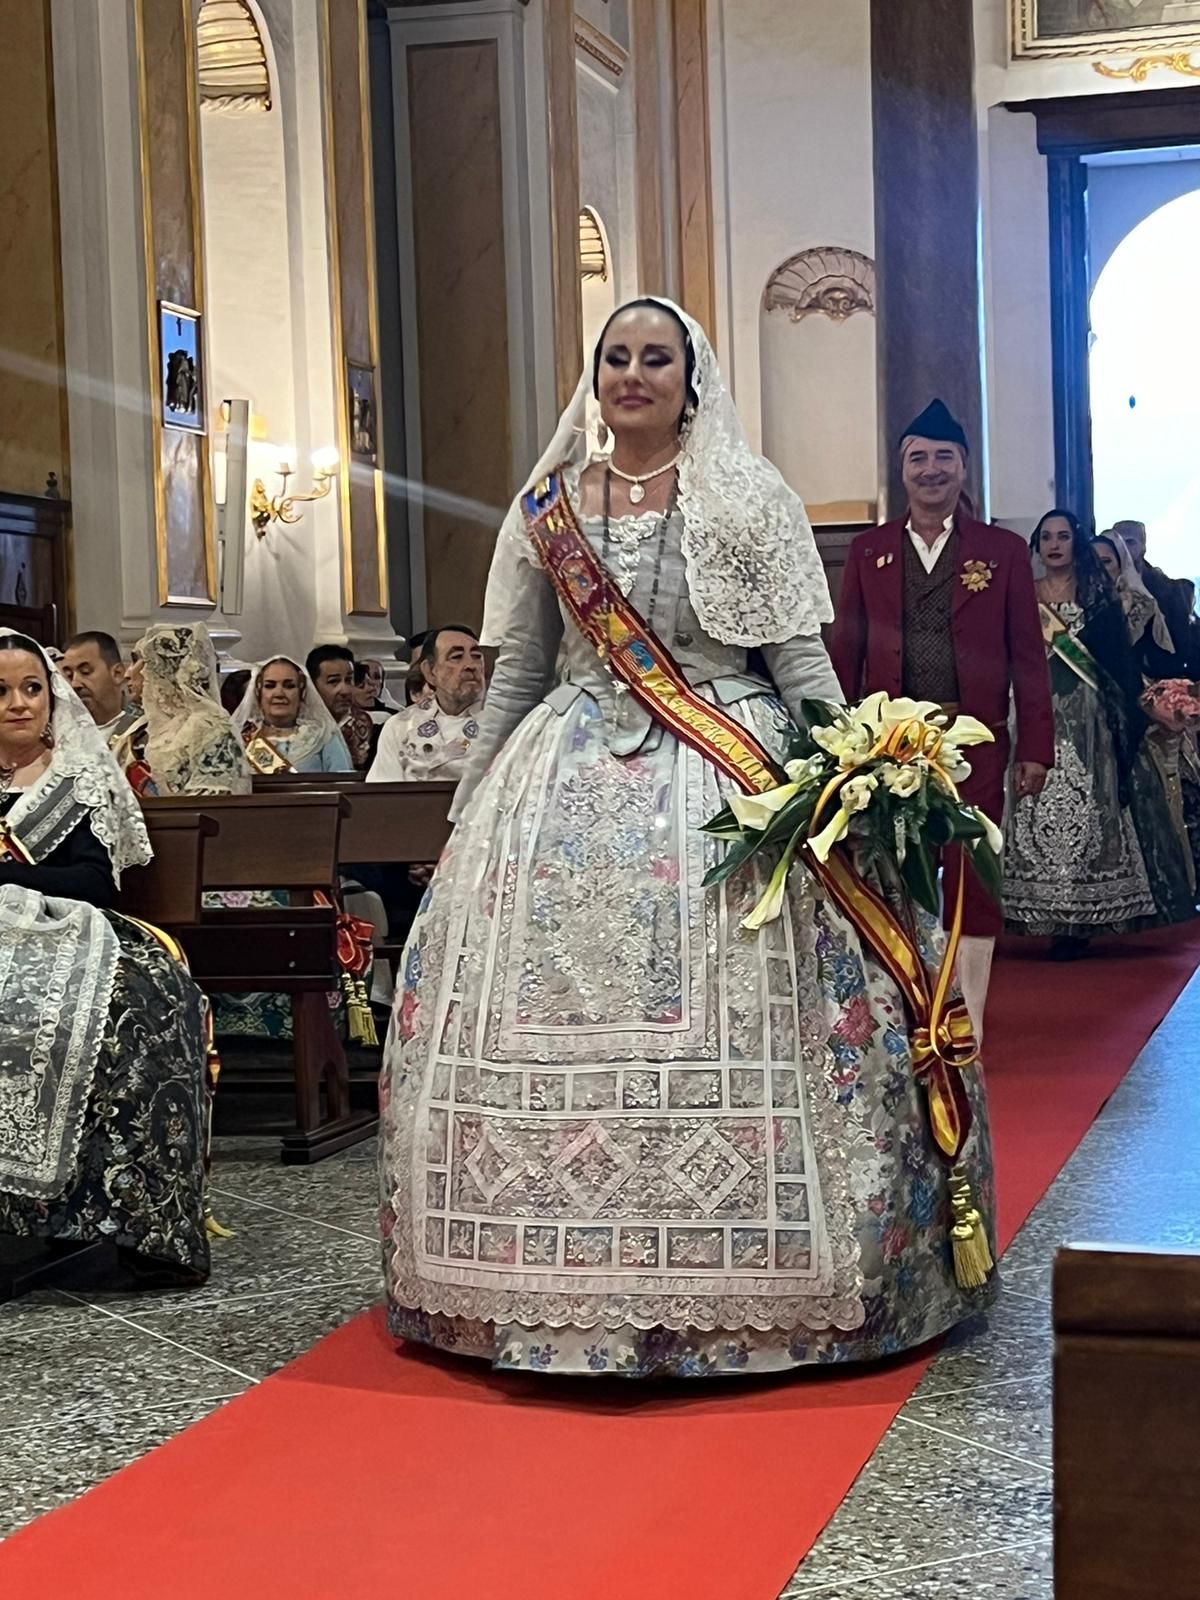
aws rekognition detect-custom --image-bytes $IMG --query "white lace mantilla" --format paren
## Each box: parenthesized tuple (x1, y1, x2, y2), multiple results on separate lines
(0, 884, 120, 1197)
(481, 296, 833, 651)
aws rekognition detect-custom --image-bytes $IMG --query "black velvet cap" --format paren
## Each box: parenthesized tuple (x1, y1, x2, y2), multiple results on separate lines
(899, 398, 968, 453)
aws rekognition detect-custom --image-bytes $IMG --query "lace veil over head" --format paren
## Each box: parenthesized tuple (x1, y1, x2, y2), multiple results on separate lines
(230, 655, 343, 766)
(0, 628, 152, 883)
(136, 622, 249, 794)
(482, 296, 833, 650)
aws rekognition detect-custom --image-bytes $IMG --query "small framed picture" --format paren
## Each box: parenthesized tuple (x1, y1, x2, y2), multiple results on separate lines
(347, 361, 378, 464)
(159, 302, 205, 434)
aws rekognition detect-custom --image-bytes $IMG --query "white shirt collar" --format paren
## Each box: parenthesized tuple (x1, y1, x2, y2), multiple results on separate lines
(905, 515, 955, 575)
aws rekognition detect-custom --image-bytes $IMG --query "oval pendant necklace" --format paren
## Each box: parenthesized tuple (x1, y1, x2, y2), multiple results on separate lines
(608, 452, 681, 505)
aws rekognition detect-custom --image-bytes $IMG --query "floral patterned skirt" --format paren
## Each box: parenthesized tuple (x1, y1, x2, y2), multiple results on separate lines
(0, 915, 210, 1282)
(379, 693, 995, 1376)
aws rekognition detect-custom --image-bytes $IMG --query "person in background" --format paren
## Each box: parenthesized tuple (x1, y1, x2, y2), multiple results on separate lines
(1094, 532, 1177, 679)
(220, 666, 252, 717)
(0, 631, 209, 1284)
(1112, 519, 1197, 672)
(62, 630, 153, 794)
(136, 623, 251, 796)
(353, 657, 400, 714)
(307, 643, 373, 770)
(1003, 511, 1193, 956)
(829, 398, 1053, 1041)
(231, 656, 354, 774)
(367, 625, 486, 784)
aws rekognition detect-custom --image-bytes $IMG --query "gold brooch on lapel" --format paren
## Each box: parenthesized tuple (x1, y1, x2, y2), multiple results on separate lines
(960, 559, 992, 594)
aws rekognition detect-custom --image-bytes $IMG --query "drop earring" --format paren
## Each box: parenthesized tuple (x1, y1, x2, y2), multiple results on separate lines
(40, 724, 55, 749)
(597, 418, 610, 451)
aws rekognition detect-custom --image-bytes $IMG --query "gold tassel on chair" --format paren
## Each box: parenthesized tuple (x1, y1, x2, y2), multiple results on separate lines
(948, 1163, 993, 1289)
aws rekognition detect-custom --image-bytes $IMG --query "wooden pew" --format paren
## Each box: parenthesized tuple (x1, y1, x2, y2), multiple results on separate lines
(119, 808, 216, 926)
(1054, 1243, 1200, 1600)
(252, 773, 455, 864)
(142, 792, 375, 1163)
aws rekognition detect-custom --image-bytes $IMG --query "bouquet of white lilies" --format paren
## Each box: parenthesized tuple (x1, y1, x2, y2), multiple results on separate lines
(703, 693, 1004, 931)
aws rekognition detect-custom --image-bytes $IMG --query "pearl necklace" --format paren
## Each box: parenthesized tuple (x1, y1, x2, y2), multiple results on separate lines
(607, 451, 681, 505)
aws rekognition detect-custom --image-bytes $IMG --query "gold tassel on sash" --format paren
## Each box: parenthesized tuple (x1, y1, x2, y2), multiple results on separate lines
(949, 1164, 993, 1289)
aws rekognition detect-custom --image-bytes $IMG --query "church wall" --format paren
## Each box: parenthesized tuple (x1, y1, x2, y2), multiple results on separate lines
(0, 0, 68, 504)
(706, 0, 875, 488)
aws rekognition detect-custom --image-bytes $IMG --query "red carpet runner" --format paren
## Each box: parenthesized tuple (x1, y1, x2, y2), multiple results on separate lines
(4, 927, 1199, 1599)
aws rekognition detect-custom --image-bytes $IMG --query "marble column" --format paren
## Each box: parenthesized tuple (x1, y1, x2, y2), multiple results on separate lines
(870, 0, 984, 521)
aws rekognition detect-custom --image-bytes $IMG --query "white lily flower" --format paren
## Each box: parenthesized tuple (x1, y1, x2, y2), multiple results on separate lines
(741, 849, 793, 931)
(851, 691, 890, 732)
(942, 713, 994, 748)
(728, 780, 800, 833)
(877, 696, 945, 731)
(880, 762, 922, 798)
(841, 772, 879, 812)
(977, 808, 1004, 857)
(811, 720, 873, 768)
(807, 804, 851, 863)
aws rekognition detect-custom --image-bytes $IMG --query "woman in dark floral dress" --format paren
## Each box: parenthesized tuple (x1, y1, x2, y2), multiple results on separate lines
(0, 631, 209, 1283)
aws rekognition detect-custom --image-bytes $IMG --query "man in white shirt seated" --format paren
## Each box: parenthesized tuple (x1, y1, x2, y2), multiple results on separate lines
(368, 625, 486, 784)
(62, 630, 153, 791)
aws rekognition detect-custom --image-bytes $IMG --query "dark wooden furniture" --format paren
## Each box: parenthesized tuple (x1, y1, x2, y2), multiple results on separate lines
(120, 809, 216, 927)
(142, 792, 375, 1163)
(0, 488, 70, 645)
(252, 773, 455, 863)
(1054, 1243, 1200, 1600)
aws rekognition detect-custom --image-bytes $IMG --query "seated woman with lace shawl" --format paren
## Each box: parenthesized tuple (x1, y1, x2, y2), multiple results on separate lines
(230, 656, 354, 774)
(131, 623, 251, 796)
(0, 631, 210, 1283)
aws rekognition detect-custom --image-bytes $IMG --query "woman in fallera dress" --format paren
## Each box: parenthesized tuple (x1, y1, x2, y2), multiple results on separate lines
(231, 656, 354, 774)
(1003, 511, 1194, 955)
(378, 297, 996, 1376)
(0, 632, 209, 1281)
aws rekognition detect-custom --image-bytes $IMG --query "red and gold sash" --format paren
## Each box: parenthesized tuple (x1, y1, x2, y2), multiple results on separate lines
(522, 472, 785, 796)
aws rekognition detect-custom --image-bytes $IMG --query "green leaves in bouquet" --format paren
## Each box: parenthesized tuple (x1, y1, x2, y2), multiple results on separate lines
(899, 842, 941, 918)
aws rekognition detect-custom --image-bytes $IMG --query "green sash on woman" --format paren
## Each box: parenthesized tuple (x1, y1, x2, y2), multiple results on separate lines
(1039, 602, 1099, 692)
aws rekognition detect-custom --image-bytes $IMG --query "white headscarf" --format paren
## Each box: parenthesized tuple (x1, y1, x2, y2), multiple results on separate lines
(0, 627, 151, 883)
(482, 297, 833, 650)
(137, 623, 251, 796)
(230, 655, 344, 767)
(1099, 529, 1175, 655)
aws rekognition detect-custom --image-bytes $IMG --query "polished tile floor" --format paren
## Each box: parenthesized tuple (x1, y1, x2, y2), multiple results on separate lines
(2, 968, 1197, 1599)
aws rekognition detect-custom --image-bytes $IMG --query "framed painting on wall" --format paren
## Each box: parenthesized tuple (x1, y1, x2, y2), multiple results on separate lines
(346, 361, 378, 465)
(159, 302, 205, 434)
(1014, 0, 1200, 58)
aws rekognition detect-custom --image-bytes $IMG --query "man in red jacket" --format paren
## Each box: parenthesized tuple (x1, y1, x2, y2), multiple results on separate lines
(829, 399, 1053, 1040)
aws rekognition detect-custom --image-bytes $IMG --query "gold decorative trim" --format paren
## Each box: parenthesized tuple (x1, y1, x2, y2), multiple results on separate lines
(322, 0, 388, 619)
(1094, 50, 1200, 81)
(183, 0, 218, 607)
(356, 0, 387, 616)
(574, 17, 627, 78)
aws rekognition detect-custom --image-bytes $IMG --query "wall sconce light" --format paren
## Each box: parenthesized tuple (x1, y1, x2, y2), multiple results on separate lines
(250, 446, 340, 539)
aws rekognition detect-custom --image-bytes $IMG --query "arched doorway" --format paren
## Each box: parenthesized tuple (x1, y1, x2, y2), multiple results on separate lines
(1090, 188, 1200, 584)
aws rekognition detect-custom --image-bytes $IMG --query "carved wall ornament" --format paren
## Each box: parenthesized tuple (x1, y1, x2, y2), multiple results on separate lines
(579, 206, 609, 282)
(197, 0, 271, 113)
(763, 248, 876, 323)
(1093, 49, 1200, 79)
